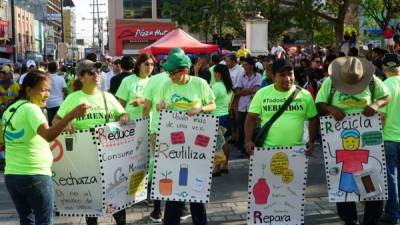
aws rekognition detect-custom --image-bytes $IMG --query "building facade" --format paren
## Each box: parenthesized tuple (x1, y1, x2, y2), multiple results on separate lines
(15, 6, 35, 60)
(0, 0, 11, 58)
(63, 8, 76, 47)
(108, 0, 178, 56)
(47, 0, 62, 45)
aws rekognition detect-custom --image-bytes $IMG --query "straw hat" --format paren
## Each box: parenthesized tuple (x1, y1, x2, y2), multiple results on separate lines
(328, 56, 375, 95)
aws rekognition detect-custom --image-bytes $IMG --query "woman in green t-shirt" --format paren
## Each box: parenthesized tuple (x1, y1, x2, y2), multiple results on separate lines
(212, 64, 233, 176)
(157, 51, 216, 225)
(116, 53, 156, 120)
(53, 60, 128, 225)
(3, 71, 88, 225)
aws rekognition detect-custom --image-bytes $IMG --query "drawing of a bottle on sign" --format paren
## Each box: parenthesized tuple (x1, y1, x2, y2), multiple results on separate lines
(253, 163, 270, 204)
(159, 170, 173, 196)
(179, 164, 188, 186)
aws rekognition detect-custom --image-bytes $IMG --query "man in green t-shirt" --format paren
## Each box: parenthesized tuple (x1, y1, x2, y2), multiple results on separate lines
(244, 58, 318, 156)
(379, 53, 400, 224)
(316, 56, 390, 225)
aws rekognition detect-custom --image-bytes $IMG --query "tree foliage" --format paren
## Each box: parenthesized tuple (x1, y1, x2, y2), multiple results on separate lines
(360, 0, 400, 30)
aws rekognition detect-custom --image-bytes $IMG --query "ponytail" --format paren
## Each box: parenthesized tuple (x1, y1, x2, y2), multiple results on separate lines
(72, 79, 83, 91)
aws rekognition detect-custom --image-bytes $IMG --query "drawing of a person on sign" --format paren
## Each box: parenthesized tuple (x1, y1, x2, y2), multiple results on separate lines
(336, 129, 369, 201)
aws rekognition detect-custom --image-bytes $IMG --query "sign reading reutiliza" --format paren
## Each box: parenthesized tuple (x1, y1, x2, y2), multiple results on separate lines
(151, 110, 218, 203)
(51, 119, 149, 217)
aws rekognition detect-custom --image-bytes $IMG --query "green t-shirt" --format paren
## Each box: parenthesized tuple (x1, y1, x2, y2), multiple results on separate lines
(209, 64, 216, 86)
(380, 76, 400, 141)
(115, 74, 150, 120)
(315, 76, 389, 113)
(212, 82, 232, 116)
(159, 76, 215, 112)
(248, 85, 317, 147)
(2, 100, 52, 175)
(143, 72, 170, 134)
(57, 90, 126, 130)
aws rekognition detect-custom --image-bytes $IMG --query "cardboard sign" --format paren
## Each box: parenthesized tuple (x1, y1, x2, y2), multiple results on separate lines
(248, 146, 308, 225)
(151, 110, 218, 203)
(52, 118, 149, 217)
(320, 113, 388, 202)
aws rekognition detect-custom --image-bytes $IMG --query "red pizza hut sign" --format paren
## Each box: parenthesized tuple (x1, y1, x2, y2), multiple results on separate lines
(115, 20, 175, 55)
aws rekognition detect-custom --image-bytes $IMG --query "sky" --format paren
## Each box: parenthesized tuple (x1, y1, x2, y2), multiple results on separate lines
(73, 0, 108, 46)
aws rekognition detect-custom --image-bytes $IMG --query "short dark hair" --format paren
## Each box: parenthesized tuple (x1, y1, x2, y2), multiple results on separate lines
(120, 56, 135, 71)
(47, 61, 58, 73)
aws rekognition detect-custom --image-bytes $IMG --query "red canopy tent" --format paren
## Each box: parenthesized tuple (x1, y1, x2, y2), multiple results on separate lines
(139, 28, 219, 55)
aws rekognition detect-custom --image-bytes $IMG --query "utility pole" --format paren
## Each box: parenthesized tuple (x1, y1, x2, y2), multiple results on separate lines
(61, 0, 64, 42)
(11, 0, 16, 63)
(92, 0, 95, 47)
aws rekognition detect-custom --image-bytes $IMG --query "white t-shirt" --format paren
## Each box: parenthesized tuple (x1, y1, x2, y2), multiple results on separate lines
(100, 71, 116, 91)
(229, 64, 245, 88)
(18, 73, 28, 85)
(46, 73, 67, 108)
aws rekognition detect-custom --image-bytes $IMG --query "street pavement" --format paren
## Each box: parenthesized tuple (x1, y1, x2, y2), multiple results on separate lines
(0, 145, 364, 225)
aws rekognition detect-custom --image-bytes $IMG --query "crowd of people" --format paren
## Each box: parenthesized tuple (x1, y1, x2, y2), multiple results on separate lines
(0, 39, 400, 225)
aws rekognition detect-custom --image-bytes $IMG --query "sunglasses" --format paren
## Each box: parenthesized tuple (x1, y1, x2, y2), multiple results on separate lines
(86, 69, 100, 76)
(143, 62, 155, 66)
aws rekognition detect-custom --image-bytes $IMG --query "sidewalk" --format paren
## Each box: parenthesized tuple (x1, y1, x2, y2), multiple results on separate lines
(0, 151, 345, 225)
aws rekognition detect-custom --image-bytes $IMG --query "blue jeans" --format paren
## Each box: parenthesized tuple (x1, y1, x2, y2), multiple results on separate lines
(384, 141, 400, 222)
(5, 175, 54, 225)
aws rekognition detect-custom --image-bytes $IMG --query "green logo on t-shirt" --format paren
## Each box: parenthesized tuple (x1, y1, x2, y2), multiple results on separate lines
(337, 93, 367, 107)
(170, 93, 192, 104)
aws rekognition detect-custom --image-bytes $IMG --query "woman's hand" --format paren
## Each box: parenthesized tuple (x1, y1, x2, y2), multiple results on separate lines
(157, 99, 168, 111)
(130, 98, 145, 107)
(69, 103, 90, 119)
(65, 122, 75, 135)
(187, 106, 202, 116)
(119, 113, 129, 126)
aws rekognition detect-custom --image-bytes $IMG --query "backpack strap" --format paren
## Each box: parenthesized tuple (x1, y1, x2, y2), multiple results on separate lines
(327, 82, 336, 105)
(368, 77, 375, 103)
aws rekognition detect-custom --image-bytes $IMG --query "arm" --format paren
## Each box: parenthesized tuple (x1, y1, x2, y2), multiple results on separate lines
(362, 95, 391, 117)
(316, 102, 346, 121)
(381, 112, 386, 128)
(187, 102, 216, 116)
(118, 99, 126, 108)
(39, 104, 89, 142)
(306, 116, 318, 156)
(235, 87, 259, 96)
(62, 87, 68, 98)
(244, 112, 258, 155)
(143, 99, 152, 117)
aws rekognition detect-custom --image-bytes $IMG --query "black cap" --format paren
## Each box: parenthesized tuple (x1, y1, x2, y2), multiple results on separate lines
(272, 58, 293, 74)
(382, 53, 400, 68)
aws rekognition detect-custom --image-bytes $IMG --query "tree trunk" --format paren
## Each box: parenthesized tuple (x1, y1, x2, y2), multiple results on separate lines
(335, 21, 344, 48)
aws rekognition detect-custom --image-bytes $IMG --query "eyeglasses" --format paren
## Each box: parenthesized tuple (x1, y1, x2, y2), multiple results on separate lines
(87, 69, 100, 76)
(144, 62, 155, 67)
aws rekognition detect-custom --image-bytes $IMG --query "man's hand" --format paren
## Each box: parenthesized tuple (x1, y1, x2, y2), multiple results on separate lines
(245, 141, 255, 155)
(306, 141, 314, 157)
(362, 103, 379, 117)
(157, 99, 167, 111)
(65, 122, 75, 135)
(327, 106, 345, 121)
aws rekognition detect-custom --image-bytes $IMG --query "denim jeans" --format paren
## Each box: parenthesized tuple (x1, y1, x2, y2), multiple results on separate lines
(383, 141, 400, 222)
(5, 175, 54, 225)
(163, 201, 207, 225)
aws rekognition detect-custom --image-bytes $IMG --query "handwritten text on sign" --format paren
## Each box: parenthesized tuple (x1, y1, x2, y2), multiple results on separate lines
(320, 113, 388, 202)
(151, 110, 218, 203)
(248, 146, 308, 225)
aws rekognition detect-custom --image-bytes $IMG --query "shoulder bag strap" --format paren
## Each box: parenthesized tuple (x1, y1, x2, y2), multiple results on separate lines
(102, 92, 110, 123)
(327, 82, 336, 105)
(2, 101, 29, 144)
(254, 86, 301, 146)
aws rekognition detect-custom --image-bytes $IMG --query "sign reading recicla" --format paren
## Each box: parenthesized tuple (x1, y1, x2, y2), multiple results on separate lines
(47, 13, 62, 22)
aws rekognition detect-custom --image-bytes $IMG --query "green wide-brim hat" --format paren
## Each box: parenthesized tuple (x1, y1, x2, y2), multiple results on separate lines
(162, 52, 192, 73)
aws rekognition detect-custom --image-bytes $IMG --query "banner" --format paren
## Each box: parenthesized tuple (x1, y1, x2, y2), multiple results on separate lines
(151, 110, 218, 203)
(51, 118, 149, 217)
(320, 113, 388, 202)
(247, 146, 308, 225)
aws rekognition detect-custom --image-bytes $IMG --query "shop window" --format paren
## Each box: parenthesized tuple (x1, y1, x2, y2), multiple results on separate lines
(123, 0, 152, 19)
(157, 0, 179, 19)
